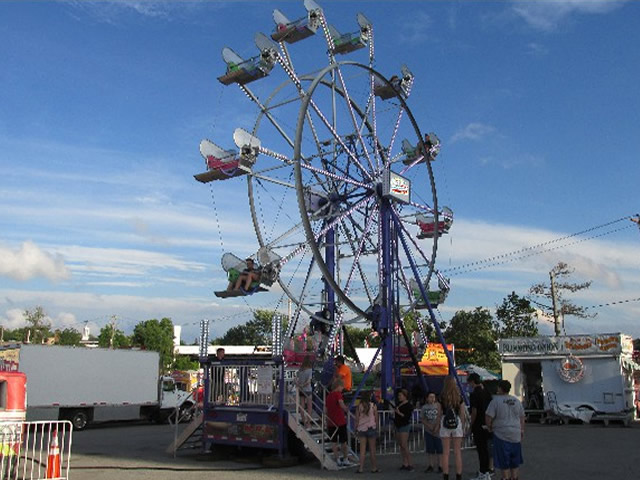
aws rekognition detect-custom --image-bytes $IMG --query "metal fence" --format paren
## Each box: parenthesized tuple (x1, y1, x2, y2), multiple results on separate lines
(375, 409, 474, 455)
(0, 420, 72, 480)
(287, 378, 474, 457)
(209, 362, 285, 407)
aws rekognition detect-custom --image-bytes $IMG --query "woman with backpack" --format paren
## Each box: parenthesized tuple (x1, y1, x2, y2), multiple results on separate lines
(438, 376, 466, 480)
(355, 390, 380, 473)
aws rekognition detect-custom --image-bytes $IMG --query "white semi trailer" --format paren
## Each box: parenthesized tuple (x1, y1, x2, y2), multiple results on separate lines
(0, 344, 194, 429)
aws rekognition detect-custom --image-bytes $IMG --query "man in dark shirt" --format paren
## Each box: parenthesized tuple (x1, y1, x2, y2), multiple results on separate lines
(468, 373, 492, 479)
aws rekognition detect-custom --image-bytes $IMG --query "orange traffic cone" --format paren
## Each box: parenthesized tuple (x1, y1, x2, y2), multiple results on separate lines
(46, 429, 61, 479)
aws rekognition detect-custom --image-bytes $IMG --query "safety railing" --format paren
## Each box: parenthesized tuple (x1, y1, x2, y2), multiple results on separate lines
(375, 409, 474, 455)
(287, 378, 474, 458)
(0, 420, 72, 480)
(208, 362, 285, 407)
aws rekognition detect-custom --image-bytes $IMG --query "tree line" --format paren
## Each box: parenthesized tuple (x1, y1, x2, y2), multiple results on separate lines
(2, 263, 595, 372)
(0, 307, 196, 371)
(212, 292, 537, 372)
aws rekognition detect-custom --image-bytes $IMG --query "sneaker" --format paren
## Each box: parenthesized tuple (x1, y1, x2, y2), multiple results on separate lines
(472, 474, 493, 480)
(425, 466, 434, 473)
(406, 466, 415, 472)
(336, 458, 345, 467)
(438, 467, 443, 473)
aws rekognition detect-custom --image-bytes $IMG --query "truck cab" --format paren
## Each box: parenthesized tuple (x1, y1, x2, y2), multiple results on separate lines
(159, 376, 195, 423)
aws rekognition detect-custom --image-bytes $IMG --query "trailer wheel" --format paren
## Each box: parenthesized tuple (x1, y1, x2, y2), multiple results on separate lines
(70, 410, 89, 430)
(179, 402, 195, 423)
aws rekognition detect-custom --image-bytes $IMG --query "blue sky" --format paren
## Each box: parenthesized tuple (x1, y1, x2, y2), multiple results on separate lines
(1, 0, 639, 344)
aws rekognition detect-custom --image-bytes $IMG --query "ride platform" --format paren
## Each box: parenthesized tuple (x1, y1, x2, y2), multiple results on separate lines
(214, 288, 268, 298)
(194, 167, 246, 183)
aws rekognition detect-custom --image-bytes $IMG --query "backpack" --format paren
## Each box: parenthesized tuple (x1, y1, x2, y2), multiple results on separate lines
(443, 406, 458, 429)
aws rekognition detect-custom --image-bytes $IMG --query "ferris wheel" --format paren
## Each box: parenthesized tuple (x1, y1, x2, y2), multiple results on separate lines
(196, 0, 454, 397)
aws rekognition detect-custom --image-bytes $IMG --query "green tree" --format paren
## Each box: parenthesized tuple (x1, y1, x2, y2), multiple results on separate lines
(214, 310, 286, 346)
(56, 328, 83, 346)
(530, 261, 595, 335)
(98, 324, 131, 349)
(24, 306, 52, 344)
(132, 318, 175, 370)
(1, 327, 25, 342)
(401, 309, 447, 343)
(444, 307, 500, 371)
(173, 356, 200, 370)
(494, 292, 539, 338)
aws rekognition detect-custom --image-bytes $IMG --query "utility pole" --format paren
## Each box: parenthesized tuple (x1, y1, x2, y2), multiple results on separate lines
(109, 315, 118, 349)
(549, 271, 561, 336)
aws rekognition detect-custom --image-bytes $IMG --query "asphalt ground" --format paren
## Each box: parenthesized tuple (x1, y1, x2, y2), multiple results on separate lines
(69, 420, 638, 479)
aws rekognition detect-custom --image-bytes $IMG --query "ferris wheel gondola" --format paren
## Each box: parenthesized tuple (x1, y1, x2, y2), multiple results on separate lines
(271, 0, 322, 44)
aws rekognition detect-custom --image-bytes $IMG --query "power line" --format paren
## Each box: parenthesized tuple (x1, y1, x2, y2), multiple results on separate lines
(443, 220, 635, 277)
(583, 297, 640, 311)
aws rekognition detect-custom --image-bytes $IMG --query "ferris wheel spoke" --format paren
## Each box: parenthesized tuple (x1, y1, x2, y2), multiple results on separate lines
(287, 255, 317, 337)
(299, 162, 374, 192)
(398, 154, 426, 175)
(339, 208, 378, 304)
(333, 66, 375, 173)
(395, 256, 429, 345)
(409, 200, 436, 214)
(304, 196, 374, 252)
(342, 203, 379, 255)
(239, 84, 298, 152)
(238, 84, 331, 195)
(251, 172, 297, 190)
(263, 221, 306, 252)
(306, 99, 374, 181)
(391, 205, 435, 268)
(273, 53, 374, 183)
(367, 78, 379, 170)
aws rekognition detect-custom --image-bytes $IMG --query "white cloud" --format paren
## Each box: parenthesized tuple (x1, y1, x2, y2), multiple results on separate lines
(396, 11, 434, 44)
(0, 241, 70, 282)
(526, 42, 549, 56)
(65, 0, 179, 24)
(511, 0, 627, 31)
(0, 307, 78, 331)
(0, 308, 27, 330)
(450, 123, 496, 143)
(478, 152, 545, 169)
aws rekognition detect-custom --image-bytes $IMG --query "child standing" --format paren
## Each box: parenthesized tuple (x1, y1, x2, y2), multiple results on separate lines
(325, 379, 350, 467)
(421, 392, 443, 473)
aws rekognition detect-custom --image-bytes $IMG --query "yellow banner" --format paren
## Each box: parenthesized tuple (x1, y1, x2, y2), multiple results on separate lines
(419, 343, 453, 375)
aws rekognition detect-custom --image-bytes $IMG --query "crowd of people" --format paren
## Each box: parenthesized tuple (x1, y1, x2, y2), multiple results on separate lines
(295, 356, 526, 480)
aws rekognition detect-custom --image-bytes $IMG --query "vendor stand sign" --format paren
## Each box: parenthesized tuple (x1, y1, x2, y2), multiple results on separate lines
(499, 333, 631, 357)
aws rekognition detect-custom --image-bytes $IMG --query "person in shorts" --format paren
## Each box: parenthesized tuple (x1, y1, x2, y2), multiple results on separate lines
(393, 388, 414, 471)
(325, 379, 351, 467)
(485, 380, 525, 480)
(439, 376, 466, 480)
(421, 392, 443, 473)
(355, 390, 379, 473)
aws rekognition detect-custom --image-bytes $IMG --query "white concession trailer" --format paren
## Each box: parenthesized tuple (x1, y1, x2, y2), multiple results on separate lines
(499, 333, 638, 424)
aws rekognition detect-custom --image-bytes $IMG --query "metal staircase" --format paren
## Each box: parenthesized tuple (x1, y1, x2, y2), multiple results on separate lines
(166, 412, 204, 455)
(286, 387, 359, 471)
